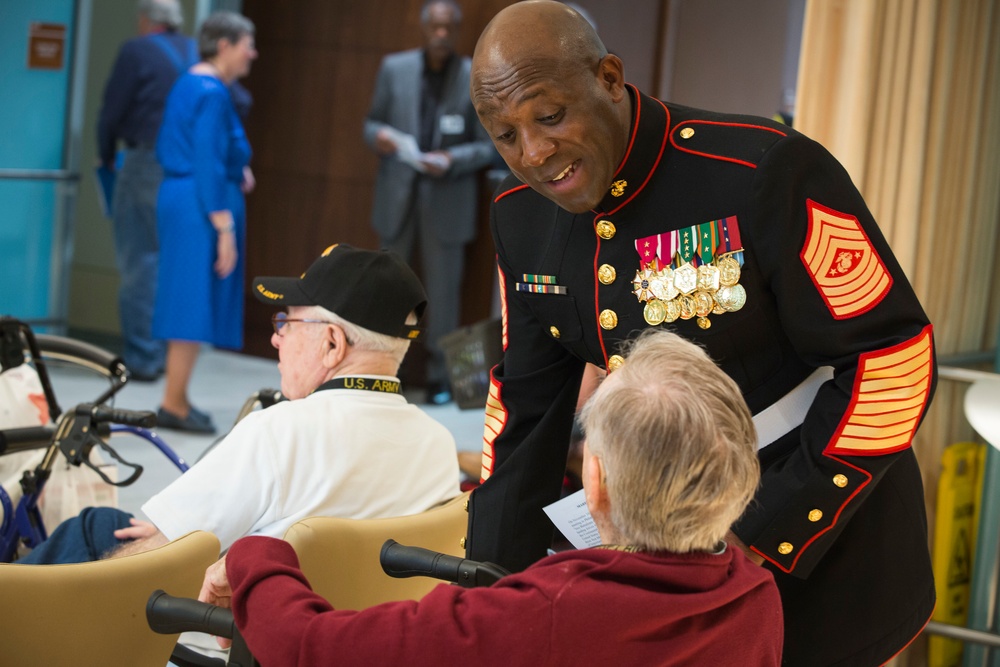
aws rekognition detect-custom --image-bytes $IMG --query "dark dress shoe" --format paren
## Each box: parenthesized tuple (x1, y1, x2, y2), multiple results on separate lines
(156, 407, 217, 434)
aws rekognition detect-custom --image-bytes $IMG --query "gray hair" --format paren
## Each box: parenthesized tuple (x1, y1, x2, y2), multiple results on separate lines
(579, 329, 759, 553)
(421, 0, 462, 24)
(198, 11, 255, 60)
(307, 305, 414, 369)
(138, 0, 182, 29)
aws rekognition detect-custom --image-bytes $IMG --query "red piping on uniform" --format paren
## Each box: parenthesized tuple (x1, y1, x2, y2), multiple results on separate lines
(604, 92, 671, 216)
(494, 183, 530, 203)
(670, 120, 786, 169)
(751, 455, 872, 574)
(879, 608, 935, 666)
(592, 230, 609, 367)
(480, 367, 509, 481)
(496, 258, 509, 350)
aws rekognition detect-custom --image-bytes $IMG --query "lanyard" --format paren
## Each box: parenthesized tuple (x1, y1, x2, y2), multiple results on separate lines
(313, 376, 401, 395)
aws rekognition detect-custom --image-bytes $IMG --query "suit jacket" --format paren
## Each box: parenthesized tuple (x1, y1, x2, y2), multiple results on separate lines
(364, 49, 495, 244)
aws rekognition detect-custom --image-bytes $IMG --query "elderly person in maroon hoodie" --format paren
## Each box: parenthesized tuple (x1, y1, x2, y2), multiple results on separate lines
(199, 328, 783, 666)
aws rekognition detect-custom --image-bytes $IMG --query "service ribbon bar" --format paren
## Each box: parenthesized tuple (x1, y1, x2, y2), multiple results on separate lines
(717, 216, 744, 265)
(521, 274, 558, 284)
(516, 282, 568, 295)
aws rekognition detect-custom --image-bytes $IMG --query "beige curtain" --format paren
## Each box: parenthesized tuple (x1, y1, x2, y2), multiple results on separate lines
(796, 0, 1000, 663)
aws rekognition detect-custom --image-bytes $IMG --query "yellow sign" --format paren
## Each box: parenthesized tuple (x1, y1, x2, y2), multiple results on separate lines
(929, 442, 987, 667)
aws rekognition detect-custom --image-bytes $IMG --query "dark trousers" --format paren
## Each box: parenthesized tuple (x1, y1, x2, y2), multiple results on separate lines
(16, 506, 133, 564)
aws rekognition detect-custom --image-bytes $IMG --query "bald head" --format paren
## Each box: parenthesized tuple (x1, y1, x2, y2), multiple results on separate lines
(473, 1, 605, 91)
(471, 1, 631, 213)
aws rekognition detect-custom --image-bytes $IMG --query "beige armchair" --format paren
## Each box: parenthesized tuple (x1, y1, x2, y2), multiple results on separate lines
(0, 530, 220, 666)
(282, 491, 470, 611)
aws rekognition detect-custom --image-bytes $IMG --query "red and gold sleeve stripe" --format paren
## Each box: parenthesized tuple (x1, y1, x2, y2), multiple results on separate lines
(497, 260, 508, 350)
(480, 372, 508, 482)
(826, 325, 934, 456)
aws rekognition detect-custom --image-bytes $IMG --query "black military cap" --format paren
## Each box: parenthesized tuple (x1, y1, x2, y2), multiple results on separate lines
(252, 244, 426, 339)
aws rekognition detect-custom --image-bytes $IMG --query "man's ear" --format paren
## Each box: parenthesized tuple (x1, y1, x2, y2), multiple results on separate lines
(597, 54, 626, 103)
(323, 323, 348, 368)
(583, 445, 610, 517)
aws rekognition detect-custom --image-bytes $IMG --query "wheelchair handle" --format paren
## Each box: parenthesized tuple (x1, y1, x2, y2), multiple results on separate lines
(90, 405, 157, 429)
(147, 589, 236, 637)
(0, 426, 54, 455)
(379, 539, 510, 588)
(147, 591, 257, 667)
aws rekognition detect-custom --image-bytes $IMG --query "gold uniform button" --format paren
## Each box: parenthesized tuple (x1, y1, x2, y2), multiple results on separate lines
(778, 542, 794, 555)
(549, 326, 560, 339)
(596, 220, 616, 240)
(608, 354, 625, 371)
(679, 127, 695, 139)
(833, 474, 849, 488)
(598, 264, 617, 285)
(808, 509, 823, 522)
(599, 309, 618, 330)
(460, 537, 467, 549)
(464, 499, 470, 511)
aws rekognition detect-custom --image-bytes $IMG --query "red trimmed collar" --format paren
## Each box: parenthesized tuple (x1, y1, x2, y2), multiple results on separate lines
(593, 84, 671, 217)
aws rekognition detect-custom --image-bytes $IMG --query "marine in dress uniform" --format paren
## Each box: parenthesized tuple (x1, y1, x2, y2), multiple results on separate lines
(468, 80, 936, 665)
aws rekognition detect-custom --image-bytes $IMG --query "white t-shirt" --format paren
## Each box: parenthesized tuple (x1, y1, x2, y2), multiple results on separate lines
(142, 376, 461, 551)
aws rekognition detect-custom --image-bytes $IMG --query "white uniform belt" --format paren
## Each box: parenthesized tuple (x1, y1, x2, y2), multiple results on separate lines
(752, 366, 833, 450)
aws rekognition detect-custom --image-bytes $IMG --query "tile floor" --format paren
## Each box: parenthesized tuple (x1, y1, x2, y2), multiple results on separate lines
(43, 346, 486, 517)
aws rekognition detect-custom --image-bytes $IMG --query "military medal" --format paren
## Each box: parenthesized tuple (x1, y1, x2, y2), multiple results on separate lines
(649, 267, 677, 301)
(718, 255, 741, 286)
(697, 264, 721, 291)
(631, 217, 747, 328)
(716, 284, 747, 312)
(694, 291, 714, 317)
(726, 284, 747, 311)
(678, 294, 697, 320)
(673, 263, 698, 294)
(644, 299, 667, 325)
(632, 268, 656, 301)
(664, 298, 681, 323)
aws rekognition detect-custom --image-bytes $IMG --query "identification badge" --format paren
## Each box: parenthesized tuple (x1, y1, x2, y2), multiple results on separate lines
(439, 114, 465, 135)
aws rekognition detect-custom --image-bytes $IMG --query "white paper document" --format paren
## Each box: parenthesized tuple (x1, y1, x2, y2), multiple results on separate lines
(543, 488, 601, 550)
(381, 126, 441, 173)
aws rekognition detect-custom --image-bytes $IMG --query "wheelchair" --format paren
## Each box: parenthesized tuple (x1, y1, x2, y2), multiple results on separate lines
(0, 316, 282, 563)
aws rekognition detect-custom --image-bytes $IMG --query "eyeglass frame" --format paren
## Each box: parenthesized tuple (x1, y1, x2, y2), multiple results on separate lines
(271, 311, 334, 337)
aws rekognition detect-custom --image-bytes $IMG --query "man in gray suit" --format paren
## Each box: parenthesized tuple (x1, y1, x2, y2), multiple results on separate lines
(364, 0, 496, 404)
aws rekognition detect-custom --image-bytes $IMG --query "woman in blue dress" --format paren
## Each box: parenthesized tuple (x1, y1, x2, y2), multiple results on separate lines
(153, 11, 256, 433)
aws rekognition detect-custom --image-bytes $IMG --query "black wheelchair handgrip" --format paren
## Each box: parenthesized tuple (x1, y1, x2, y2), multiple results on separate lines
(0, 426, 54, 455)
(146, 590, 237, 638)
(34, 333, 124, 377)
(379, 539, 510, 588)
(90, 405, 157, 428)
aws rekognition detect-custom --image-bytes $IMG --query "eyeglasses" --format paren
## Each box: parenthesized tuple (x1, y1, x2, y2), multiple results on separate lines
(271, 312, 334, 336)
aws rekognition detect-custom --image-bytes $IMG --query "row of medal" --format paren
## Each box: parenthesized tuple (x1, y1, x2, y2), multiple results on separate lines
(632, 253, 746, 329)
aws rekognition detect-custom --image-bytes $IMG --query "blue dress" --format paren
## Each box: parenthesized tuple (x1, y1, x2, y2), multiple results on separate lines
(153, 72, 251, 349)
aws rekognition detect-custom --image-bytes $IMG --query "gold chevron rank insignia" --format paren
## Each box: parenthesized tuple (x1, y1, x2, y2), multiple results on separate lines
(826, 326, 933, 456)
(800, 199, 892, 319)
(480, 374, 507, 481)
